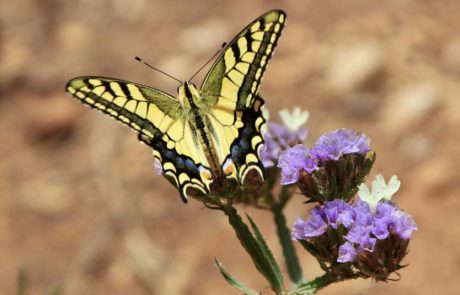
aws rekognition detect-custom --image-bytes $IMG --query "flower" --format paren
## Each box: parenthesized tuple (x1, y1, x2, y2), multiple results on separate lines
(153, 158, 163, 175)
(291, 199, 354, 240)
(261, 107, 309, 168)
(293, 197, 417, 281)
(279, 107, 309, 132)
(313, 129, 371, 162)
(358, 174, 401, 213)
(277, 129, 375, 202)
(278, 145, 318, 185)
(337, 242, 358, 263)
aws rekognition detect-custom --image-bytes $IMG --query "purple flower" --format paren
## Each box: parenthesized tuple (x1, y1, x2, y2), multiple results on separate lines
(353, 202, 373, 227)
(293, 198, 416, 263)
(304, 214, 328, 237)
(278, 145, 318, 185)
(293, 198, 417, 280)
(345, 225, 375, 250)
(153, 158, 163, 175)
(324, 200, 355, 229)
(313, 128, 371, 162)
(262, 123, 308, 167)
(292, 199, 353, 241)
(343, 200, 416, 261)
(372, 219, 390, 240)
(373, 202, 418, 239)
(338, 242, 358, 263)
(291, 217, 307, 240)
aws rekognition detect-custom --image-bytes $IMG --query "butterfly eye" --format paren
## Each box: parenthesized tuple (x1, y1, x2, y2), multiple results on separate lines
(191, 83, 197, 88)
(176, 86, 181, 93)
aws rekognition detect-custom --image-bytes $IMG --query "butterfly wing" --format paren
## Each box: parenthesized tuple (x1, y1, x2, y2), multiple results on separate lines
(200, 10, 286, 110)
(199, 10, 286, 182)
(66, 77, 211, 202)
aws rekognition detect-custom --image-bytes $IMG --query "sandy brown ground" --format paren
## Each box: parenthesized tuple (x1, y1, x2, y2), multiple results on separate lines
(1, 0, 459, 294)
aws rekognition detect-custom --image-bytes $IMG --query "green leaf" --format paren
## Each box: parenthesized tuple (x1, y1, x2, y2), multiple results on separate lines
(273, 207, 305, 287)
(223, 205, 284, 293)
(17, 270, 27, 295)
(246, 214, 284, 291)
(215, 258, 259, 295)
(49, 284, 64, 295)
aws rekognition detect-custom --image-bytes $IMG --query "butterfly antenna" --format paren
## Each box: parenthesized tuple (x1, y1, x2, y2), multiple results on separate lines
(188, 42, 227, 82)
(135, 56, 183, 84)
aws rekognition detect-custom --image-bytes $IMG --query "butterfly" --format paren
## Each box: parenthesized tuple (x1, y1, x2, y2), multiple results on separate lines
(66, 10, 286, 202)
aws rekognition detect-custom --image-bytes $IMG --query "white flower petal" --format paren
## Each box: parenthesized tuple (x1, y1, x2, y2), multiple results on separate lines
(384, 175, 401, 200)
(358, 174, 401, 213)
(357, 183, 372, 201)
(279, 107, 309, 132)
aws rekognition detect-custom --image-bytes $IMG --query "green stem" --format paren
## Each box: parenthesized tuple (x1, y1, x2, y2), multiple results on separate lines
(287, 273, 337, 295)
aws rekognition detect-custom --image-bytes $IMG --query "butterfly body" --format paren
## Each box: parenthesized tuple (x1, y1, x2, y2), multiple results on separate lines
(66, 10, 286, 202)
(177, 81, 230, 179)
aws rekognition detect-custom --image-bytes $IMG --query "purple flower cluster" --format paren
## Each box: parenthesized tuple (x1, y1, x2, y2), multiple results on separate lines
(261, 122, 308, 168)
(292, 199, 417, 264)
(313, 129, 371, 162)
(278, 129, 371, 185)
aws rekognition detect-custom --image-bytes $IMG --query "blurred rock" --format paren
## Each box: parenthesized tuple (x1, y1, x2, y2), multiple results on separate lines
(56, 21, 91, 53)
(179, 19, 228, 54)
(24, 94, 81, 141)
(112, 0, 148, 21)
(410, 157, 454, 197)
(326, 42, 384, 94)
(381, 83, 439, 135)
(0, 39, 32, 89)
(344, 92, 380, 119)
(441, 37, 460, 73)
(17, 171, 73, 214)
(398, 133, 433, 162)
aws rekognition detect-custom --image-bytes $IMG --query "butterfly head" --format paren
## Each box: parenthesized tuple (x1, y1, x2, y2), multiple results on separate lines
(177, 81, 200, 107)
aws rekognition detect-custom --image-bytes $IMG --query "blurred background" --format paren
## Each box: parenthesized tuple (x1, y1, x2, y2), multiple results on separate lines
(1, 0, 459, 294)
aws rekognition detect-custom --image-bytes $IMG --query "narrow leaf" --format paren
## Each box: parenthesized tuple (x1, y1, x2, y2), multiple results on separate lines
(273, 207, 305, 286)
(246, 214, 284, 292)
(49, 284, 64, 295)
(215, 258, 259, 295)
(17, 270, 27, 295)
(224, 205, 284, 293)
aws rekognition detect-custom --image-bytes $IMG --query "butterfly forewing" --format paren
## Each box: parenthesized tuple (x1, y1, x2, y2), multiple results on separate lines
(66, 77, 183, 139)
(200, 10, 286, 112)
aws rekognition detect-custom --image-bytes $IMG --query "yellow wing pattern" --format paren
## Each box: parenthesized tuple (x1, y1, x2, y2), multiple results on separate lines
(201, 10, 286, 181)
(66, 77, 212, 201)
(66, 77, 182, 139)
